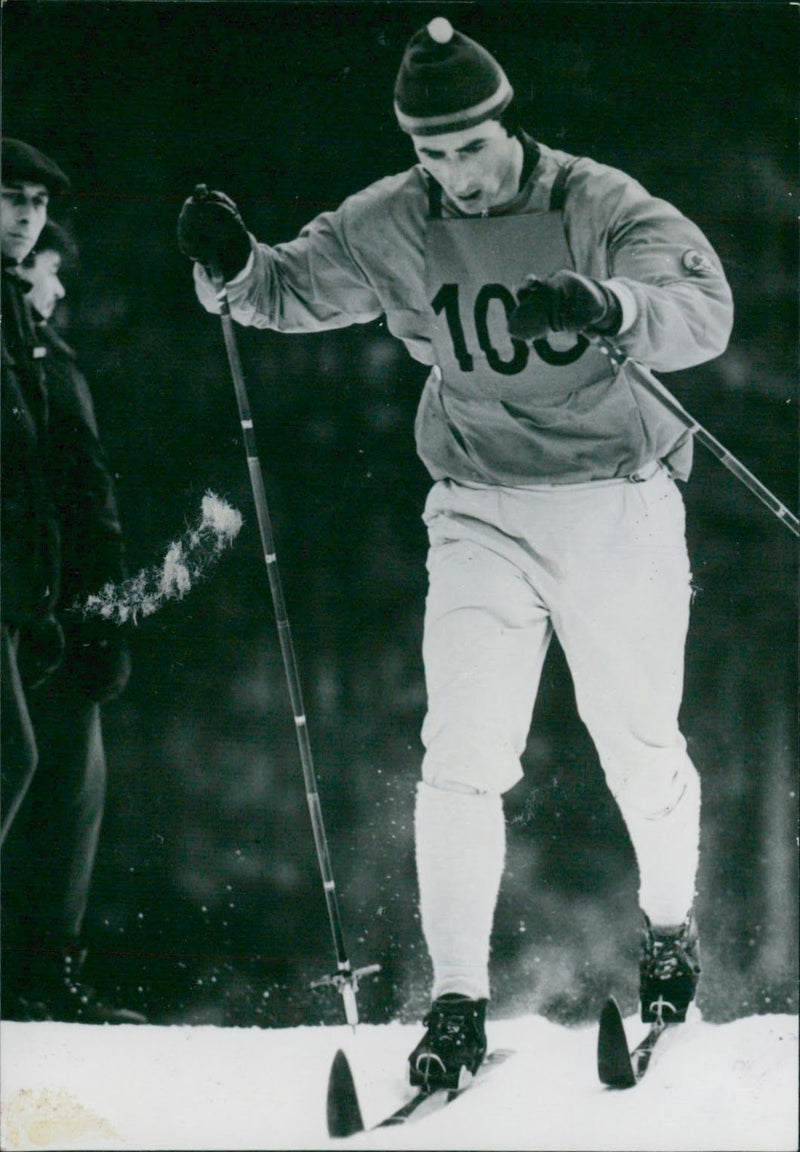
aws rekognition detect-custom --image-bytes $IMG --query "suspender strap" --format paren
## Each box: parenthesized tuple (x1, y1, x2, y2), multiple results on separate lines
(549, 159, 579, 212)
(427, 177, 443, 220)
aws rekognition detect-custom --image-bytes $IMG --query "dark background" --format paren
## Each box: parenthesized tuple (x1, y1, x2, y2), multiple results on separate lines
(4, 0, 797, 1029)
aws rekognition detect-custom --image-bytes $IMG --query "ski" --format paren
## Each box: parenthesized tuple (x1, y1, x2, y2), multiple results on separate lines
(597, 996, 672, 1088)
(326, 1046, 514, 1138)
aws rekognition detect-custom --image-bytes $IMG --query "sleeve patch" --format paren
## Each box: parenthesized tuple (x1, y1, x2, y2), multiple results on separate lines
(682, 248, 714, 275)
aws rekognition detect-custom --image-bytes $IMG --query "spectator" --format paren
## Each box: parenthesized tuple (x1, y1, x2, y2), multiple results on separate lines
(1, 138, 144, 1023)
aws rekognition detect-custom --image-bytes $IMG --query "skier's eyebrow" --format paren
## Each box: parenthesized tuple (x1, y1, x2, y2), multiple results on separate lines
(417, 139, 488, 160)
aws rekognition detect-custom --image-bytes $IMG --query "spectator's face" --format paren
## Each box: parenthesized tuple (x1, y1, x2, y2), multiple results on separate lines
(0, 181, 49, 263)
(18, 249, 65, 320)
(411, 120, 519, 214)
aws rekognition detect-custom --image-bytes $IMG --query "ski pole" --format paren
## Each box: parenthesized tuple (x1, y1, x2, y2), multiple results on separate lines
(590, 335, 799, 538)
(210, 270, 379, 1027)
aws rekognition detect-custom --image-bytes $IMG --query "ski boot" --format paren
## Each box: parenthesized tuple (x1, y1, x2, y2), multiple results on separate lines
(408, 993, 488, 1091)
(640, 911, 701, 1024)
(2, 946, 146, 1024)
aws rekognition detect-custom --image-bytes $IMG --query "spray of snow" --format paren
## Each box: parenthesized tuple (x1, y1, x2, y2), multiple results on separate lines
(78, 492, 243, 626)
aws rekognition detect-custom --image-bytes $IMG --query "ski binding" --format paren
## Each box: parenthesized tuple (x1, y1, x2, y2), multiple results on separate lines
(327, 1046, 513, 1137)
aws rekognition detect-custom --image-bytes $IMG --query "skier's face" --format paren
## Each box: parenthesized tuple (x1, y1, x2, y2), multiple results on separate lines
(411, 120, 521, 214)
(0, 181, 49, 263)
(18, 249, 66, 320)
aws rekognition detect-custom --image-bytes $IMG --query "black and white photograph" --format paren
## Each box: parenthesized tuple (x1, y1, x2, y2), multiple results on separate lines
(1, 2, 797, 1148)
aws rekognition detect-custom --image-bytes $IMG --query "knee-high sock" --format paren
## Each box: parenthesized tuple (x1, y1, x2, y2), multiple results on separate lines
(621, 763, 701, 926)
(415, 781, 505, 1001)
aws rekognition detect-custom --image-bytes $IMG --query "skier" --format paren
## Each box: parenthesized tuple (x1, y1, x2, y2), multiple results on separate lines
(1, 140, 143, 1023)
(177, 18, 732, 1089)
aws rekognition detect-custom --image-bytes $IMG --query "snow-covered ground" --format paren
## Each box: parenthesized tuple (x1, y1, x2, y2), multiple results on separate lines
(1, 1011, 796, 1151)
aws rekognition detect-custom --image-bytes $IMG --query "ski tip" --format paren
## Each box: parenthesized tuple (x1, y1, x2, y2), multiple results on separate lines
(600, 996, 623, 1025)
(327, 1048, 365, 1138)
(598, 997, 636, 1089)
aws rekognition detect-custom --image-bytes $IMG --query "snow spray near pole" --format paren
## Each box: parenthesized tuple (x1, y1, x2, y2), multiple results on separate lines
(588, 335, 799, 538)
(211, 270, 379, 1028)
(77, 492, 243, 625)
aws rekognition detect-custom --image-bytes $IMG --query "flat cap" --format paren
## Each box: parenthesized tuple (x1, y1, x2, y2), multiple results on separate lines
(2, 138, 71, 196)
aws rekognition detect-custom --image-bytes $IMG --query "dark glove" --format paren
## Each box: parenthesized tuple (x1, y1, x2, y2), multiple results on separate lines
(508, 270, 622, 341)
(65, 620, 131, 703)
(17, 614, 66, 690)
(177, 184, 251, 282)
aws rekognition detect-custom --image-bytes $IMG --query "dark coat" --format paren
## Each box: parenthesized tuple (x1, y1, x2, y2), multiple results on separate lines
(34, 320, 132, 702)
(37, 321, 127, 608)
(1, 262, 61, 626)
(1, 263, 130, 699)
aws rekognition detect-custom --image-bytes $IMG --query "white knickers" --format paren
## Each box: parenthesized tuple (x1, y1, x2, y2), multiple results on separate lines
(420, 466, 695, 815)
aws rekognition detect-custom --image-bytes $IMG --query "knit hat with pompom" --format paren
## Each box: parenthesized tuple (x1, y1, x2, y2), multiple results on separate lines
(394, 17, 513, 137)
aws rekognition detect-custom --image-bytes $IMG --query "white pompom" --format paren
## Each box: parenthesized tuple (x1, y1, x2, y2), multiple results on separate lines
(427, 16, 454, 44)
